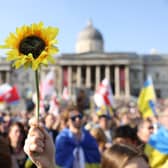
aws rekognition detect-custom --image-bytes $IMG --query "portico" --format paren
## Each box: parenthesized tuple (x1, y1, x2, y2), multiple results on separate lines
(56, 55, 130, 98)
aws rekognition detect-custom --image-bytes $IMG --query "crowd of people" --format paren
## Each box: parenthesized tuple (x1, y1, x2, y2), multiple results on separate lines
(0, 94, 168, 168)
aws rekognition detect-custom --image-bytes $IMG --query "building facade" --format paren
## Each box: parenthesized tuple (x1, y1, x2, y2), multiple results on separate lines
(1, 21, 168, 99)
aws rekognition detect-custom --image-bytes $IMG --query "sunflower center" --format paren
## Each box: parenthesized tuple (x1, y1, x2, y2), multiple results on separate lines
(19, 36, 45, 59)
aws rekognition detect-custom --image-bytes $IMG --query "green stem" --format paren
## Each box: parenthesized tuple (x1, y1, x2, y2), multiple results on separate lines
(35, 70, 40, 121)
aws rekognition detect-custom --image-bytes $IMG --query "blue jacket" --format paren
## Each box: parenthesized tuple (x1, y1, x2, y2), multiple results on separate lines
(55, 128, 101, 168)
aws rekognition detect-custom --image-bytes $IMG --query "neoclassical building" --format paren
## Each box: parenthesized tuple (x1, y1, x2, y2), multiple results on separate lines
(1, 21, 168, 99)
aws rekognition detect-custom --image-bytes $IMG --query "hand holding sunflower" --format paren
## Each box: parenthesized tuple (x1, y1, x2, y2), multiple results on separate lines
(1, 22, 59, 120)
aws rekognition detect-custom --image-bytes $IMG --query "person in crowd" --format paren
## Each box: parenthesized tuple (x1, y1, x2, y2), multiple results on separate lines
(44, 113, 59, 142)
(0, 136, 12, 168)
(136, 118, 154, 150)
(85, 111, 99, 131)
(24, 119, 149, 168)
(101, 143, 149, 168)
(113, 124, 138, 147)
(24, 118, 55, 168)
(117, 108, 131, 126)
(8, 122, 27, 168)
(76, 89, 89, 114)
(57, 107, 70, 131)
(55, 104, 101, 168)
(0, 116, 6, 137)
(97, 110, 113, 143)
(90, 126, 108, 153)
(0, 113, 11, 138)
(145, 105, 168, 168)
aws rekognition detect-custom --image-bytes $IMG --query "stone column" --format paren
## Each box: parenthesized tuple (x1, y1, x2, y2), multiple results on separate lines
(40, 70, 45, 80)
(58, 66, 63, 97)
(0, 73, 2, 83)
(40, 70, 46, 92)
(76, 66, 82, 88)
(6, 71, 10, 83)
(95, 66, 101, 89)
(115, 66, 120, 97)
(105, 65, 110, 80)
(68, 66, 72, 95)
(86, 66, 91, 88)
(125, 66, 130, 97)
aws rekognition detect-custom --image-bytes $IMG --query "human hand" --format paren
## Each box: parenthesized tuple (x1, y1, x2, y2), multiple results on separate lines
(24, 118, 56, 168)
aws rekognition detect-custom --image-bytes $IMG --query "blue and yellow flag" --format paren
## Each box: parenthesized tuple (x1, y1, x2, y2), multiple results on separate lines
(137, 75, 157, 118)
(145, 126, 168, 168)
(55, 128, 101, 168)
(96, 105, 113, 118)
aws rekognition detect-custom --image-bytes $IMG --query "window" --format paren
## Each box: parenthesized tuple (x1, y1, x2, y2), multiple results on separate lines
(155, 72, 159, 80)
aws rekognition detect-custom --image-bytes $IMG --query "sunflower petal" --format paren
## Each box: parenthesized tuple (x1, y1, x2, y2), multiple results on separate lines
(5, 32, 19, 48)
(46, 27, 59, 40)
(24, 62, 32, 69)
(0, 45, 10, 49)
(13, 60, 23, 69)
(49, 46, 59, 54)
(41, 59, 48, 65)
(6, 50, 20, 61)
(47, 55, 56, 64)
(32, 61, 40, 70)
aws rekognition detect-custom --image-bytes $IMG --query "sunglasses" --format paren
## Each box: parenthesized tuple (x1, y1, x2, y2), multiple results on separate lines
(70, 114, 83, 122)
(148, 126, 154, 130)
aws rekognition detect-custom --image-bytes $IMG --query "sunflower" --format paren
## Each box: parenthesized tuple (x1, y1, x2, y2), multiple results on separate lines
(1, 22, 59, 70)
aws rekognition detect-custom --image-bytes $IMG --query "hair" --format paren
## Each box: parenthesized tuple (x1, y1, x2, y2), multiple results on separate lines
(90, 127, 107, 143)
(66, 104, 79, 114)
(60, 108, 69, 123)
(8, 121, 25, 132)
(157, 104, 168, 117)
(113, 125, 138, 145)
(136, 118, 152, 131)
(8, 121, 26, 148)
(59, 105, 78, 121)
(101, 143, 148, 168)
(0, 136, 12, 168)
(90, 127, 107, 152)
(58, 105, 79, 130)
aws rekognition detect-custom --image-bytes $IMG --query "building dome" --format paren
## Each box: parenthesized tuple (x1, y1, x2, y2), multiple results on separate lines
(76, 21, 104, 53)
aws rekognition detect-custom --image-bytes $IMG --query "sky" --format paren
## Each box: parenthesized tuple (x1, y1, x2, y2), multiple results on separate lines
(0, 0, 168, 56)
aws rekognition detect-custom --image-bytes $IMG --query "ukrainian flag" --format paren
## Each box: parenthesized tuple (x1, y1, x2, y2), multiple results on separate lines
(137, 75, 157, 118)
(96, 105, 113, 118)
(145, 126, 168, 168)
(55, 128, 101, 168)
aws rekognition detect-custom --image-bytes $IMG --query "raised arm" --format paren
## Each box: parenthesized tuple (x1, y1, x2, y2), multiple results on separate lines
(24, 118, 56, 168)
